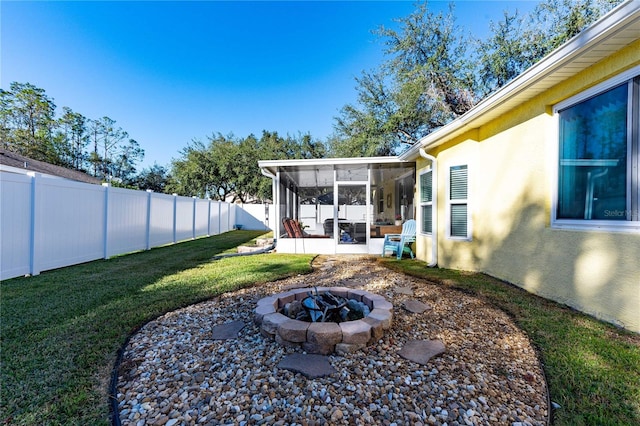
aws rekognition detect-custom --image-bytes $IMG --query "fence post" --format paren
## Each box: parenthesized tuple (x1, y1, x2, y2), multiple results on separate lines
(146, 190, 152, 250)
(172, 193, 178, 244)
(28, 172, 40, 276)
(103, 183, 110, 259)
(192, 196, 197, 240)
(207, 199, 211, 236)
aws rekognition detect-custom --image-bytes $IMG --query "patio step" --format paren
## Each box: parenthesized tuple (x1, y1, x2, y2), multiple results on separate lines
(237, 238, 274, 253)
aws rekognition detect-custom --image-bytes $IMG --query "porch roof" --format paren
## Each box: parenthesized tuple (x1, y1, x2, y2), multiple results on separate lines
(259, 156, 411, 188)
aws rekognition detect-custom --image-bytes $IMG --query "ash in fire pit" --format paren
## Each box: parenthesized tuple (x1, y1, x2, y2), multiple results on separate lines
(254, 287, 393, 354)
(283, 287, 370, 323)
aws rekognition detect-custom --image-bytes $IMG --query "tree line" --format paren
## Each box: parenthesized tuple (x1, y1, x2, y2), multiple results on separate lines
(330, 0, 621, 157)
(1, 82, 144, 185)
(1, 0, 620, 201)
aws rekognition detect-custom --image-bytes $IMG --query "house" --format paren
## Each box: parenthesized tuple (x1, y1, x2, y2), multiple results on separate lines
(0, 149, 102, 185)
(259, 0, 640, 333)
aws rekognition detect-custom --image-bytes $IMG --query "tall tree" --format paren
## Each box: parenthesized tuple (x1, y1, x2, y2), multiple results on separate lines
(476, 0, 621, 96)
(333, 3, 477, 156)
(54, 107, 89, 169)
(1, 82, 57, 161)
(332, 0, 621, 157)
(111, 138, 144, 184)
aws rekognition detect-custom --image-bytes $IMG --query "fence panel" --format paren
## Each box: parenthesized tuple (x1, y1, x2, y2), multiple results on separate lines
(209, 202, 221, 235)
(0, 172, 32, 280)
(34, 177, 105, 273)
(237, 204, 270, 231)
(194, 199, 210, 238)
(107, 186, 148, 256)
(148, 192, 175, 247)
(175, 196, 195, 242)
(220, 202, 230, 233)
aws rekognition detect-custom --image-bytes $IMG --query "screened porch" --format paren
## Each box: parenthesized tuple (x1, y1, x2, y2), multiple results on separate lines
(259, 157, 415, 254)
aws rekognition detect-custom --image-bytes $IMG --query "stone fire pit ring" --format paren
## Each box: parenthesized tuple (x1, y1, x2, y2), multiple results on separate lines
(254, 287, 393, 355)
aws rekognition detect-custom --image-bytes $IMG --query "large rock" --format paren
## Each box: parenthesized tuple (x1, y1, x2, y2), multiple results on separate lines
(277, 353, 336, 378)
(398, 339, 446, 365)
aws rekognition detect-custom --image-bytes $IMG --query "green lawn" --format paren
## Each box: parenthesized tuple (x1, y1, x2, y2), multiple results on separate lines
(381, 259, 640, 426)
(1, 234, 638, 425)
(0, 231, 314, 425)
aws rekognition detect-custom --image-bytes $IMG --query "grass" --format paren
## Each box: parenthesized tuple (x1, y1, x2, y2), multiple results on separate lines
(380, 258, 640, 426)
(0, 231, 314, 425)
(1, 236, 638, 425)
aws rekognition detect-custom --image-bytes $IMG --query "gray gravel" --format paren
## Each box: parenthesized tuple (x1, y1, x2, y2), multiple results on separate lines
(116, 255, 548, 425)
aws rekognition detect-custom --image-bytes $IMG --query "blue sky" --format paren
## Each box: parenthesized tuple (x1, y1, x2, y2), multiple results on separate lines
(2, 1, 538, 169)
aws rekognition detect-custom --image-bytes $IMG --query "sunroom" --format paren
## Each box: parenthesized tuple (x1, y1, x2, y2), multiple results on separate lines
(259, 157, 416, 254)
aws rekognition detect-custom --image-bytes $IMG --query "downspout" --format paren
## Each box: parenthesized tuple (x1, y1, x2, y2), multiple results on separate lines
(419, 148, 438, 267)
(260, 168, 278, 248)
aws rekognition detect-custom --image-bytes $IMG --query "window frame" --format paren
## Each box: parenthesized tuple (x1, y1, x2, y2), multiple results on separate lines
(551, 65, 640, 233)
(447, 164, 471, 240)
(419, 168, 433, 235)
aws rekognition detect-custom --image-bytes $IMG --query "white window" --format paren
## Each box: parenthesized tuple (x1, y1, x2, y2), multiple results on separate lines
(419, 169, 433, 234)
(553, 67, 640, 232)
(448, 165, 470, 239)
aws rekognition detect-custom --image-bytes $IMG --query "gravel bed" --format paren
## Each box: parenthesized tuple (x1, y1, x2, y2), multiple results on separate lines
(115, 255, 548, 426)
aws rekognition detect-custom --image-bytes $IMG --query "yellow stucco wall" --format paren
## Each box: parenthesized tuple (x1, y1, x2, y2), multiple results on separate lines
(416, 41, 640, 332)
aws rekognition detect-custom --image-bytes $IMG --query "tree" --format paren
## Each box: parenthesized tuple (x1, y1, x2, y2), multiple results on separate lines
(168, 131, 326, 202)
(132, 163, 170, 192)
(0, 81, 147, 180)
(111, 138, 144, 184)
(167, 139, 218, 198)
(54, 107, 89, 169)
(332, 0, 621, 157)
(476, 0, 620, 96)
(1, 82, 57, 161)
(333, 3, 477, 156)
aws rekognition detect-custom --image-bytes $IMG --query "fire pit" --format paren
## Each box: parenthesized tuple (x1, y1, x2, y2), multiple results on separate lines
(254, 287, 393, 354)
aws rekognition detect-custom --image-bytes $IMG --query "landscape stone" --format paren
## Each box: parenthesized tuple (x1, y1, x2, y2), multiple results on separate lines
(394, 286, 414, 295)
(367, 308, 393, 329)
(253, 304, 276, 324)
(339, 320, 371, 344)
(307, 322, 342, 346)
(403, 299, 432, 314)
(261, 313, 289, 335)
(398, 339, 446, 365)
(211, 321, 245, 340)
(372, 298, 393, 311)
(277, 319, 309, 342)
(277, 353, 337, 378)
(275, 333, 301, 349)
(301, 341, 335, 355)
(335, 342, 366, 355)
(362, 316, 384, 341)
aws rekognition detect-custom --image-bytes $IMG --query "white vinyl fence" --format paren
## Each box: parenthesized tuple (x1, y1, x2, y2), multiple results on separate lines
(0, 170, 274, 281)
